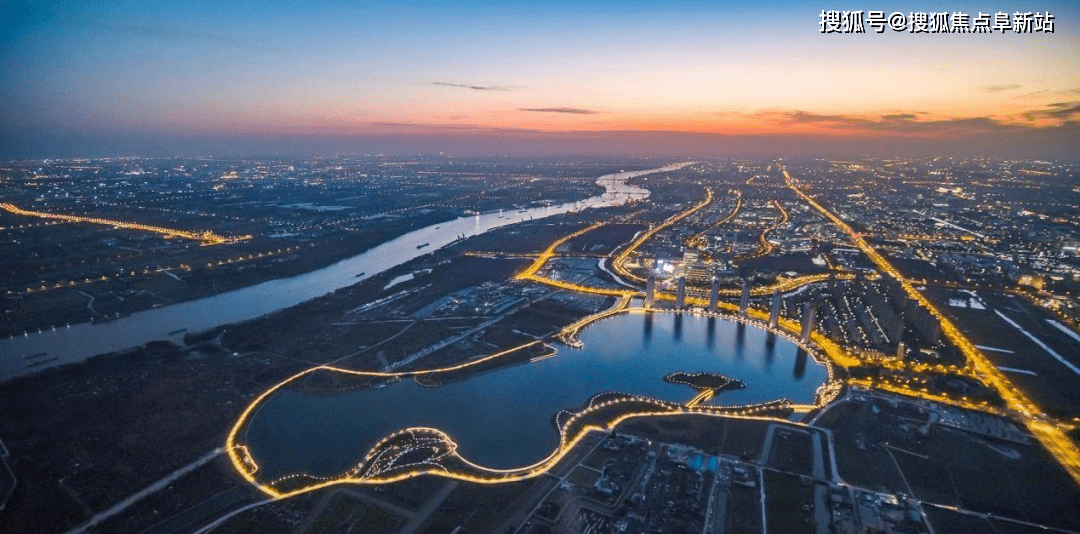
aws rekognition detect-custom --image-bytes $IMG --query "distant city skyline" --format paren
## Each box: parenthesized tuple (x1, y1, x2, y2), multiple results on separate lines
(2, 0, 1079, 158)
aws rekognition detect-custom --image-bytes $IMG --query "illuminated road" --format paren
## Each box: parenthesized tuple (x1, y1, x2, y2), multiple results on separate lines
(0, 203, 250, 245)
(218, 162, 1080, 512)
(517, 222, 608, 280)
(596, 189, 836, 297)
(517, 213, 854, 300)
(736, 199, 787, 262)
(612, 187, 714, 284)
(782, 166, 1080, 485)
(226, 215, 848, 498)
(226, 309, 820, 498)
(0, 164, 686, 377)
(687, 190, 741, 250)
(516, 221, 861, 370)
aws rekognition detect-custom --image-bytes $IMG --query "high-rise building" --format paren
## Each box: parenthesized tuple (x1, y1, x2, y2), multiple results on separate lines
(645, 272, 656, 308)
(769, 291, 781, 329)
(739, 278, 751, 315)
(708, 277, 719, 313)
(800, 301, 817, 343)
(675, 276, 686, 310)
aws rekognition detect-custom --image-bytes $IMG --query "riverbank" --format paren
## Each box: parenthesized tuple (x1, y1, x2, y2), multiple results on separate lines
(0, 164, 684, 379)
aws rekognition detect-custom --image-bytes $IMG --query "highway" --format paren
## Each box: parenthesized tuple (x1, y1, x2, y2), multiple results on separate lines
(687, 189, 742, 250)
(212, 163, 1080, 515)
(64, 448, 224, 534)
(782, 166, 1080, 485)
(611, 187, 715, 284)
(0, 203, 249, 245)
(736, 199, 788, 262)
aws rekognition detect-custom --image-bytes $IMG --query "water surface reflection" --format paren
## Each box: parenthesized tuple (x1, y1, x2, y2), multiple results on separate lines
(244, 312, 828, 480)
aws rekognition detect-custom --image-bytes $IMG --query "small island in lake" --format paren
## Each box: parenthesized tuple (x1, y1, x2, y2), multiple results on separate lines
(664, 371, 747, 394)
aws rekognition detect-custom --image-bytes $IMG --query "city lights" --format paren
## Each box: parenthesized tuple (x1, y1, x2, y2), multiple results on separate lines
(783, 166, 1080, 485)
(1, 203, 251, 245)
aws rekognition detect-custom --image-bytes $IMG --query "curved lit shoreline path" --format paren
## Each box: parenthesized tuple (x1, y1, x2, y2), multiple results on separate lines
(226, 195, 847, 499)
(225, 165, 1080, 500)
(0, 163, 689, 379)
(233, 310, 831, 497)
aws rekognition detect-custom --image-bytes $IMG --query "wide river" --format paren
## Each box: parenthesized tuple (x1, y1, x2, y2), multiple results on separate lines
(0, 164, 688, 379)
(243, 312, 828, 480)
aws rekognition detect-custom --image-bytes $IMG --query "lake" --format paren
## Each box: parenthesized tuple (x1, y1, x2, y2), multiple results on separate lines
(242, 311, 827, 481)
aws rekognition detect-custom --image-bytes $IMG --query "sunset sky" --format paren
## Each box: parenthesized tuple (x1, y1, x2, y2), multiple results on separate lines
(2, 1, 1078, 157)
